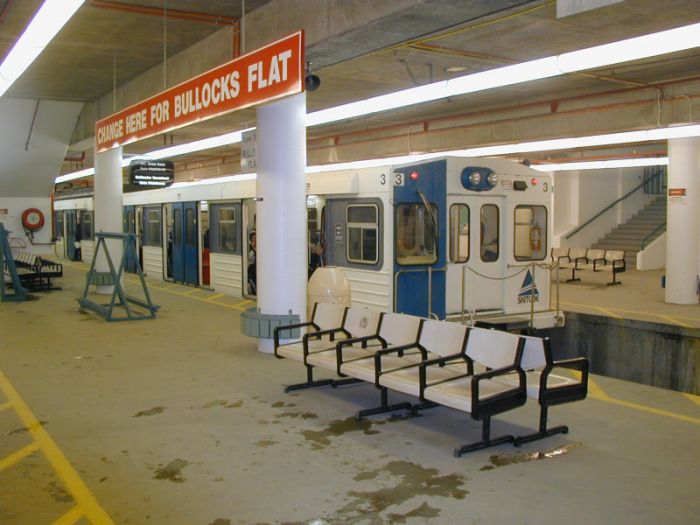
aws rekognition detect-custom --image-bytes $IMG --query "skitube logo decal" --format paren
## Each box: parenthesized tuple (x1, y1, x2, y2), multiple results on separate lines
(517, 270, 540, 304)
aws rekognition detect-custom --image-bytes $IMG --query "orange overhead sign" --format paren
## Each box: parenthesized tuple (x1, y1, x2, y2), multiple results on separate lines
(95, 31, 304, 152)
(668, 188, 686, 197)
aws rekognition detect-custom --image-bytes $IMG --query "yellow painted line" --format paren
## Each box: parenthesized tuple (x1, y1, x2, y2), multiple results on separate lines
(683, 393, 700, 407)
(568, 370, 699, 425)
(596, 307, 623, 319)
(561, 301, 700, 324)
(0, 442, 40, 472)
(182, 288, 202, 296)
(0, 400, 12, 412)
(602, 396, 700, 425)
(205, 293, 225, 302)
(51, 505, 86, 525)
(0, 370, 115, 525)
(231, 299, 254, 311)
(569, 371, 609, 400)
(655, 314, 693, 328)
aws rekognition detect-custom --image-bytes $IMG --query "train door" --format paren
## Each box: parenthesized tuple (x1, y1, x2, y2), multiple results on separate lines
(123, 205, 137, 273)
(200, 202, 210, 286)
(170, 201, 199, 285)
(393, 160, 447, 319)
(242, 199, 256, 297)
(64, 210, 77, 260)
(467, 198, 504, 313)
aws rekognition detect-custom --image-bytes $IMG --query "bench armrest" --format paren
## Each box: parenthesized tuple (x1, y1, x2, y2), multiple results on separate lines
(336, 335, 385, 374)
(592, 257, 606, 271)
(418, 354, 473, 399)
(574, 256, 588, 268)
(273, 321, 318, 353)
(373, 343, 423, 385)
(540, 357, 589, 403)
(471, 365, 526, 418)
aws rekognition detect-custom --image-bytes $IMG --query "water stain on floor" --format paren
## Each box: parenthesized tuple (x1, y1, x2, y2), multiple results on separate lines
(255, 440, 277, 448)
(480, 442, 584, 471)
(153, 459, 190, 482)
(4, 420, 47, 435)
(133, 406, 165, 417)
(302, 417, 384, 450)
(208, 519, 232, 525)
(295, 461, 465, 524)
(277, 411, 319, 420)
(43, 481, 72, 503)
(387, 502, 441, 523)
(226, 400, 243, 408)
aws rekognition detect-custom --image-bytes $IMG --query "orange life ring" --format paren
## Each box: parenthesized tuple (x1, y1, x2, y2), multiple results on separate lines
(22, 208, 45, 231)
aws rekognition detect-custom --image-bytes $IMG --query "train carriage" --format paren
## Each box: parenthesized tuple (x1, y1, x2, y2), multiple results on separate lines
(52, 156, 561, 329)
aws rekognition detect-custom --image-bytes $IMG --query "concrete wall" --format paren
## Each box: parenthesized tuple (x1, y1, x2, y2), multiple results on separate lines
(0, 197, 54, 256)
(544, 312, 700, 394)
(638, 232, 667, 270)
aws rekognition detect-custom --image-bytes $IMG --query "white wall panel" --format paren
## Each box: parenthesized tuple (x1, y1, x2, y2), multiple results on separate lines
(142, 246, 163, 281)
(344, 268, 392, 311)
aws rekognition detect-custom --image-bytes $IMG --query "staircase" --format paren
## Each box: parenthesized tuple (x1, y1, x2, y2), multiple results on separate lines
(592, 197, 667, 268)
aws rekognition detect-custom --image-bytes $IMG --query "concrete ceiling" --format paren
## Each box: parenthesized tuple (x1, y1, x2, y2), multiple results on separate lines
(1, 0, 700, 189)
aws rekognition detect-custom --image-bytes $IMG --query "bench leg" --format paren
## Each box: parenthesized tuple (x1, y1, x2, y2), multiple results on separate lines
(356, 387, 412, 420)
(410, 401, 439, 416)
(284, 366, 336, 393)
(513, 406, 568, 446)
(607, 270, 622, 286)
(454, 416, 515, 457)
(566, 267, 580, 283)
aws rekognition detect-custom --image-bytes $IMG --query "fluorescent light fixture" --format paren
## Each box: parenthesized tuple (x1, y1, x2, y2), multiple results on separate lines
(0, 0, 84, 98)
(142, 129, 252, 160)
(56, 22, 700, 182)
(169, 173, 256, 188)
(557, 23, 700, 72)
(307, 22, 700, 126)
(530, 157, 669, 172)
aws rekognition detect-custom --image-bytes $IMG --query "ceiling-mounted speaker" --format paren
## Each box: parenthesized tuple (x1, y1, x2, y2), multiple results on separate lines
(305, 74, 321, 92)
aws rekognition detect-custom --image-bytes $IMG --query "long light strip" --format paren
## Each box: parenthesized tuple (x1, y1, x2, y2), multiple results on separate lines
(56, 21, 700, 182)
(530, 157, 669, 172)
(0, 0, 85, 98)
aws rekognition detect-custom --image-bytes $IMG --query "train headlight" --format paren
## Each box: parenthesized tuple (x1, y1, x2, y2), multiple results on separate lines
(469, 172, 482, 186)
(487, 173, 498, 187)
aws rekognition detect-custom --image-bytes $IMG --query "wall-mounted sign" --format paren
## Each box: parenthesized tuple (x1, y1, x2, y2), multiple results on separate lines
(95, 31, 304, 152)
(241, 129, 257, 174)
(668, 188, 686, 197)
(129, 160, 174, 187)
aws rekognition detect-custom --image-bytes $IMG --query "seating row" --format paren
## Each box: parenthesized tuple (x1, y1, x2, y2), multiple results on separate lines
(552, 247, 625, 285)
(7, 251, 63, 291)
(274, 304, 588, 457)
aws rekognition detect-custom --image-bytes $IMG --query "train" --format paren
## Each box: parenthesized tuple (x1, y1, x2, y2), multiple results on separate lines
(53, 156, 561, 329)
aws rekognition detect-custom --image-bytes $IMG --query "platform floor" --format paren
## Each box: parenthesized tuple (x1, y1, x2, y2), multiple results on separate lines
(556, 268, 700, 329)
(1, 262, 699, 525)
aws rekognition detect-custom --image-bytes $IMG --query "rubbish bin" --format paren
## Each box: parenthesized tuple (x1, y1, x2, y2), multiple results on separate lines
(307, 266, 351, 318)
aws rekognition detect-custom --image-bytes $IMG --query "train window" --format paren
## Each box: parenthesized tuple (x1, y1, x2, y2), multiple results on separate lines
(346, 204, 379, 264)
(173, 209, 182, 247)
(145, 208, 161, 246)
(449, 204, 469, 263)
(54, 212, 63, 239)
(514, 205, 547, 261)
(80, 211, 93, 240)
(396, 203, 438, 265)
(218, 207, 238, 253)
(480, 204, 499, 262)
(185, 208, 196, 248)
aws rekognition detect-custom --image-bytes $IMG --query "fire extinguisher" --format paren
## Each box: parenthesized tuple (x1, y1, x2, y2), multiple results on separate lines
(530, 222, 541, 251)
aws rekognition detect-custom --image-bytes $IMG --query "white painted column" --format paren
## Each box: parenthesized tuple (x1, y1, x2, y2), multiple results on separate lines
(255, 92, 307, 353)
(665, 137, 700, 304)
(93, 145, 123, 294)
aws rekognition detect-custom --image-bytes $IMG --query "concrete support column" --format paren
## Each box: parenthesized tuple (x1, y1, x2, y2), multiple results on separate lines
(94, 145, 123, 294)
(665, 137, 700, 304)
(255, 93, 307, 353)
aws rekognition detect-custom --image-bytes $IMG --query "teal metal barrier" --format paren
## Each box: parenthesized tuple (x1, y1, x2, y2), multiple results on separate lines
(78, 231, 159, 321)
(0, 223, 28, 302)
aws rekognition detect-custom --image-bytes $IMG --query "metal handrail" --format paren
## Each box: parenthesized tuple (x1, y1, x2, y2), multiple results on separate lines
(565, 169, 664, 240)
(394, 266, 446, 319)
(640, 221, 667, 249)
